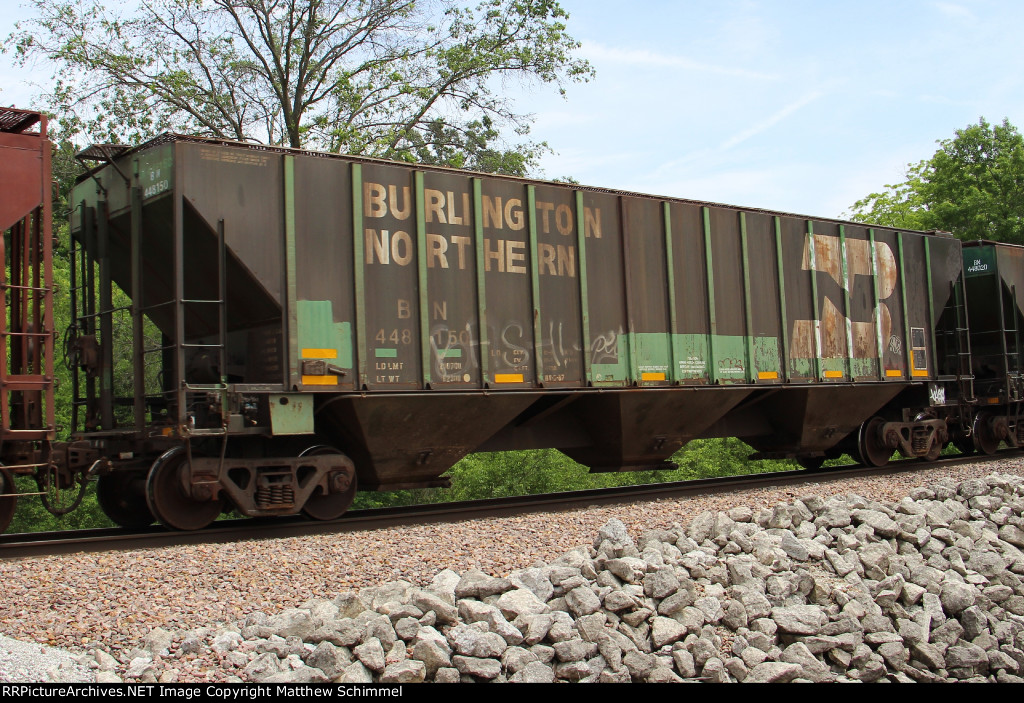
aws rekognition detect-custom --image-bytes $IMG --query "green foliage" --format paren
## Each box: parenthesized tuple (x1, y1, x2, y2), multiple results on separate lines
(924, 118, 1024, 244)
(849, 118, 1024, 244)
(7, 0, 593, 175)
(8, 476, 114, 533)
(354, 439, 797, 512)
(847, 159, 930, 231)
(7, 436, 800, 532)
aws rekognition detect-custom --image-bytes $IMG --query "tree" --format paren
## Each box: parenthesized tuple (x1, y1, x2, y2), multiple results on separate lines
(847, 159, 930, 231)
(8, 0, 593, 175)
(848, 118, 1024, 244)
(925, 118, 1024, 244)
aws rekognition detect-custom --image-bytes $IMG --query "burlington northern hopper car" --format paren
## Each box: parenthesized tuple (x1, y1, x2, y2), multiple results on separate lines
(1, 126, 1018, 532)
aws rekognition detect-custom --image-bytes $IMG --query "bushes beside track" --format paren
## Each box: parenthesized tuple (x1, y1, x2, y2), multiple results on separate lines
(6, 439, 799, 533)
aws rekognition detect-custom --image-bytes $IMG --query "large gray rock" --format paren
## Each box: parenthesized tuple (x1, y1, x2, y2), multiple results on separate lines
(242, 653, 283, 682)
(452, 655, 502, 680)
(380, 660, 426, 683)
(605, 557, 647, 584)
(457, 600, 523, 645)
(595, 518, 636, 550)
(412, 640, 452, 677)
(510, 568, 555, 603)
(722, 599, 749, 630)
(332, 592, 367, 619)
(565, 586, 603, 617)
(771, 605, 827, 635)
(968, 551, 1007, 578)
(687, 512, 716, 543)
(360, 613, 398, 647)
(410, 589, 459, 625)
(262, 666, 330, 684)
(509, 661, 555, 683)
(455, 571, 513, 599)
(940, 581, 977, 615)
(339, 662, 374, 684)
(650, 617, 687, 648)
(433, 667, 461, 684)
(572, 612, 607, 642)
(353, 638, 386, 673)
(644, 569, 680, 599)
(553, 638, 598, 663)
(947, 643, 990, 675)
(447, 624, 508, 659)
(496, 588, 548, 620)
(658, 588, 696, 616)
(264, 609, 316, 640)
(673, 647, 697, 678)
(305, 641, 350, 680)
(622, 650, 657, 680)
(648, 666, 685, 683)
(501, 646, 538, 674)
(747, 661, 802, 683)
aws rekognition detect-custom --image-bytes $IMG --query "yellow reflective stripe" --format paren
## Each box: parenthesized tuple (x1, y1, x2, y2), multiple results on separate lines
(494, 374, 524, 383)
(758, 371, 779, 380)
(302, 375, 338, 386)
(641, 372, 666, 381)
(302, 348, 338, 359)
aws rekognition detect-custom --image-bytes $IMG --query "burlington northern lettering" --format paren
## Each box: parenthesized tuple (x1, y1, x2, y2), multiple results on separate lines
(362, 180, 603, 278)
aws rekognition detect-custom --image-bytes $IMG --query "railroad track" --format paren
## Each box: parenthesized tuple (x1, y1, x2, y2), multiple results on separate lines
(1, 449, 1019, 560)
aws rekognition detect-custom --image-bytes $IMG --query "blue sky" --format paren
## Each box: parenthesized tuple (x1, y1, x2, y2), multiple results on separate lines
(3, 0, 1022, 219)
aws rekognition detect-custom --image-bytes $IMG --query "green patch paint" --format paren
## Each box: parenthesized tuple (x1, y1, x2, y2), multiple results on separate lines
(634, 332, 672, 379)
(269, 394, 314, 435)
(297, 300, 353, 368)
(753, 336, 781, 378)
(819, 358, 847, 380)
(712, 335, 748, 382)
(789, 357, 815, 379)
(375, 348, 398, 358)
(850, 358, 878, 379)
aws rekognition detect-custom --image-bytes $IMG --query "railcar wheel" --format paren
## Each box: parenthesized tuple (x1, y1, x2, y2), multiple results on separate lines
(857, 416, 892, 467)
(97, 473, 155, 529)
(146, 448, 223, 531)
(0, 469, 17, 534)
(299, 446, 357, 521)
(973, 411, 1000, 455)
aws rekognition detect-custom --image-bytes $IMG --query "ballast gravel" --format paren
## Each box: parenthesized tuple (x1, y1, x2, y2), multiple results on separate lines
(1, 455, 1023, 683)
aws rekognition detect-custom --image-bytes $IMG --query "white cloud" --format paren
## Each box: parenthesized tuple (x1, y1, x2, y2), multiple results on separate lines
(531, 110, 597, 131)
(934, 2, 977, 21)
(581, 41, 780, 82)
(719, 91, 825, 150)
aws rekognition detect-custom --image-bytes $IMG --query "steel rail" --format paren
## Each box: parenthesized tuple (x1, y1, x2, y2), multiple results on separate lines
(1, 449, 1020, 560)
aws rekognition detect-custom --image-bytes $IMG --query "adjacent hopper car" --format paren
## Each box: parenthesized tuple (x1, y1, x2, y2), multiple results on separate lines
(0, 108, 1021, 532)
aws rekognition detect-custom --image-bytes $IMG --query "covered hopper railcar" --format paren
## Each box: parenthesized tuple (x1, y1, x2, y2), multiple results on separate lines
(1, 127, 1009, 533)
